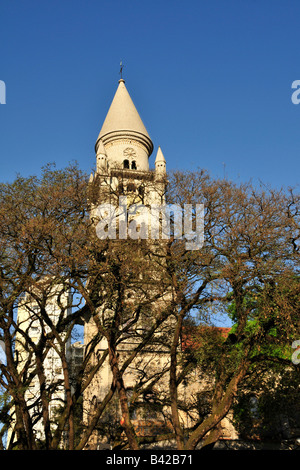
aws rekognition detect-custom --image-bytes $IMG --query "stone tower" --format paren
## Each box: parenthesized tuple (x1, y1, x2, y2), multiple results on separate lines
(95, 78, 154, 172)
(83, 78, 170, 448)
(89, 78, 167, 242)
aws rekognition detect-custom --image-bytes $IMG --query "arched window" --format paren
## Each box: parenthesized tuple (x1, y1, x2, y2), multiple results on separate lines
(123, 159, 130, 169)
(138, 186, 144, 197)
(131, 160, 137, 170)
(127, 183, 136, 192)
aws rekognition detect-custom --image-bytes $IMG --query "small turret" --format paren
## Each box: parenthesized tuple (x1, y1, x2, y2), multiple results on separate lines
(155, 146, 166, 178)
(96, 139, 108, 173)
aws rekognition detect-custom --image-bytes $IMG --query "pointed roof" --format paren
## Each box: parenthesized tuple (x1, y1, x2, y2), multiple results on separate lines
(96, 79, 153, 155)
(96, 139, 106, 155)
(155, 146, 166, 163)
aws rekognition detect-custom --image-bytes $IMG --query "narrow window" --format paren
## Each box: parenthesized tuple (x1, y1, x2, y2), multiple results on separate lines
(127, 183, 136, 192)
(131, 160, 137, 170)
(123, 159, 129, 169)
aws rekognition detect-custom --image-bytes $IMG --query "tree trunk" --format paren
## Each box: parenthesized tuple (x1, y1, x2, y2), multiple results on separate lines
(185, 363, 247, 450)
(169, 312, 185, 450)
(108, 341, 139, 450)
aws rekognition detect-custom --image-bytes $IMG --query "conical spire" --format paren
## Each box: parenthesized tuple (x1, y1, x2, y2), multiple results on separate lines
(96, 139, 108, 172)
(97, 139, 106, 156)
(155, 146, 166, 177)
(95, 79, 153, 158)
(155, 146, 166, 164)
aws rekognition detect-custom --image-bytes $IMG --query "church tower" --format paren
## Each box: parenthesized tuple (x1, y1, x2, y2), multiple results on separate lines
(89, 77, 167, 236)
(83, 78, 170, 449)
(95, 78, 154, 173)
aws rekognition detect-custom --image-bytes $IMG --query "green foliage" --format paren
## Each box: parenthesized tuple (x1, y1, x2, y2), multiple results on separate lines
(226, 291, 258, 324)
(233, 367, 300, 441)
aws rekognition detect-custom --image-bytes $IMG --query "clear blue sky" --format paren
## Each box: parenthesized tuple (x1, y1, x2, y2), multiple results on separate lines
(1, 0, 300, 190)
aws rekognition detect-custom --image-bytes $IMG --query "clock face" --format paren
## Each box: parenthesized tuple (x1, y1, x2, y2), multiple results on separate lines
(123, 147, 136, 159)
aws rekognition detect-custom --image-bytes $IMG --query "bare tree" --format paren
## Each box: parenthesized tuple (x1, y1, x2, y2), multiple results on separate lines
(0, 164, 299, 451)
(164, 170, 300, 450)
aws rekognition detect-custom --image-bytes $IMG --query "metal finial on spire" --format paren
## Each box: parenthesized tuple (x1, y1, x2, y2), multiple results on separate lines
(119, 61, 124, 80)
